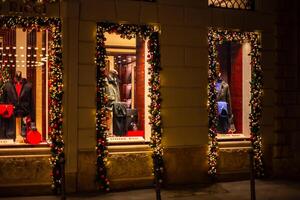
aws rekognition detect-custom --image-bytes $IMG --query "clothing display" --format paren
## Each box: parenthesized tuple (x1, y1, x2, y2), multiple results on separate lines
(216, 79, 235, 133)
(0, 73, 34, 140)
(3, 79, 34, 120)
(105, 54, 144, 138)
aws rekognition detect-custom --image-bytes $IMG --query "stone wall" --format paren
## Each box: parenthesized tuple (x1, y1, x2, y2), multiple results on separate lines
(273, 0, 300, 179)
(57, 0, 282, 192)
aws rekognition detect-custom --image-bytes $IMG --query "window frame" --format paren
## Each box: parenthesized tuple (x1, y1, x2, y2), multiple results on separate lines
(207, 28, 264, 177)
(95, 21, 163, 190)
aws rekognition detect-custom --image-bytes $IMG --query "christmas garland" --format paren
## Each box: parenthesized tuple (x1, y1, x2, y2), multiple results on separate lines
(96, 22, 163, 191)
(0, 16, 64, 191)
(208, 28, 264, 177)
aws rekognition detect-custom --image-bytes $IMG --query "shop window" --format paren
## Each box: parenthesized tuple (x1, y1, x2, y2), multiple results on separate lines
(215, 41, 251, 138)
(104, 33, 150, 144)
(0, 28, 50, 145)
(208, 0, 255, 10)
(208, 28, 263, 176)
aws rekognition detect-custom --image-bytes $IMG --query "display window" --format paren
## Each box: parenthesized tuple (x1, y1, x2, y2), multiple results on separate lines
(215, 41, 251, 138)
(0, 27, 51, 145)
(96, 23, 163, 190)
(208, 28, 264, 177)
(103, 33, 151, 144)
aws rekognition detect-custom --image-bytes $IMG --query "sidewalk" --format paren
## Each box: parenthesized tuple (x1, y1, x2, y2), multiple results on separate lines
(1, 179, 300, 200)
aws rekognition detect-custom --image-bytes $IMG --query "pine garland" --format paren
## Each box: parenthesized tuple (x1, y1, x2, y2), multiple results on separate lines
(96, 22, 164, 191)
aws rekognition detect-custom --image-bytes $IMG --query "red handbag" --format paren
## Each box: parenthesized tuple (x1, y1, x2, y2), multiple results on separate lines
(0, 104, 14, 118)
(26, 129, 42, 145)
(25, 121, 42, 145)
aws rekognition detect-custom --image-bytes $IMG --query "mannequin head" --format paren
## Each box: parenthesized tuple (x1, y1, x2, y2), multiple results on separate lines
(110, 69, 118, 77)
(108, 69, 119, 84)
(216, 62, 222, 80)
(15, 71, 22, 81)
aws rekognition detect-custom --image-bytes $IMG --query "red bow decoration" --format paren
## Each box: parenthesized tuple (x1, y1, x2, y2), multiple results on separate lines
(0, 104, 14, 118)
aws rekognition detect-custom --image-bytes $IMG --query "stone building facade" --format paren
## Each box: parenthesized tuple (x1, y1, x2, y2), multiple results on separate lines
(0, 0, 299, 195)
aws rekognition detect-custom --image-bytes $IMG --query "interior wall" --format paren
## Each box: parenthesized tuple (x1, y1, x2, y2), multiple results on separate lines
(242, 43, 251, 137)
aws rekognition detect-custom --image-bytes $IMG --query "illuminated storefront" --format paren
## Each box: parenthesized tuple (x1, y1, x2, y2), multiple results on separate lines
(0, 0, 63, 195)
(0, 0, 292, 196)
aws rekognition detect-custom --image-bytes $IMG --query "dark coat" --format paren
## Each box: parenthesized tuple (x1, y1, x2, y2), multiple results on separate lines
(216, 80, 235, 132)
(112, 102, 127, 136)
(2, 79, 35, 121)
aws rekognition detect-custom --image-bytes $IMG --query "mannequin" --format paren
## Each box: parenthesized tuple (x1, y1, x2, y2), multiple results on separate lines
(215, 63, 236, 134)
(107, 69, 121, 104)
(106, 69, 127, 136)
(1, 71, 35, 142)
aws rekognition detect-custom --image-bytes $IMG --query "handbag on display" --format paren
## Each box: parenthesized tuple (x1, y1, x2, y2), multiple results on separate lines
(0, 104, 14, 118)
(112, 102, 128, 136)
(26, 122, 42, 145)
(126, 108, 138, 131)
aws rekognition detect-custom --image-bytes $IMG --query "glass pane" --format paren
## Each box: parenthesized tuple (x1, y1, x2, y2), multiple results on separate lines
(0, 28, 50, 145)
(104, 33, 149, 143)
(215, 41, 251, 136)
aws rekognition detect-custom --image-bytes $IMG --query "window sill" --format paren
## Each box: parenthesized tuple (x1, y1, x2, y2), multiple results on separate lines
(217, 133, 250, 141)
(0, 142, 50, 156)
(108, 144, 151, 154)
(108, 136, 150, 146)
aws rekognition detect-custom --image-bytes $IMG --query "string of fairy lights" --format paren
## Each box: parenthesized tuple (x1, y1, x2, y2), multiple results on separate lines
(0, 47, 48, 68)
(96, 22, 164, 191)
(0, 16, 64, 192)
(208, 28, 264, 177)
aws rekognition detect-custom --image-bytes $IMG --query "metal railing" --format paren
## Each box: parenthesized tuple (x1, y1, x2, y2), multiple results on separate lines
(209, 0, 255, 10)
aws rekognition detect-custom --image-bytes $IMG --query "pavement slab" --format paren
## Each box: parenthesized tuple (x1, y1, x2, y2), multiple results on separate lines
(1, 180, 300, 200)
